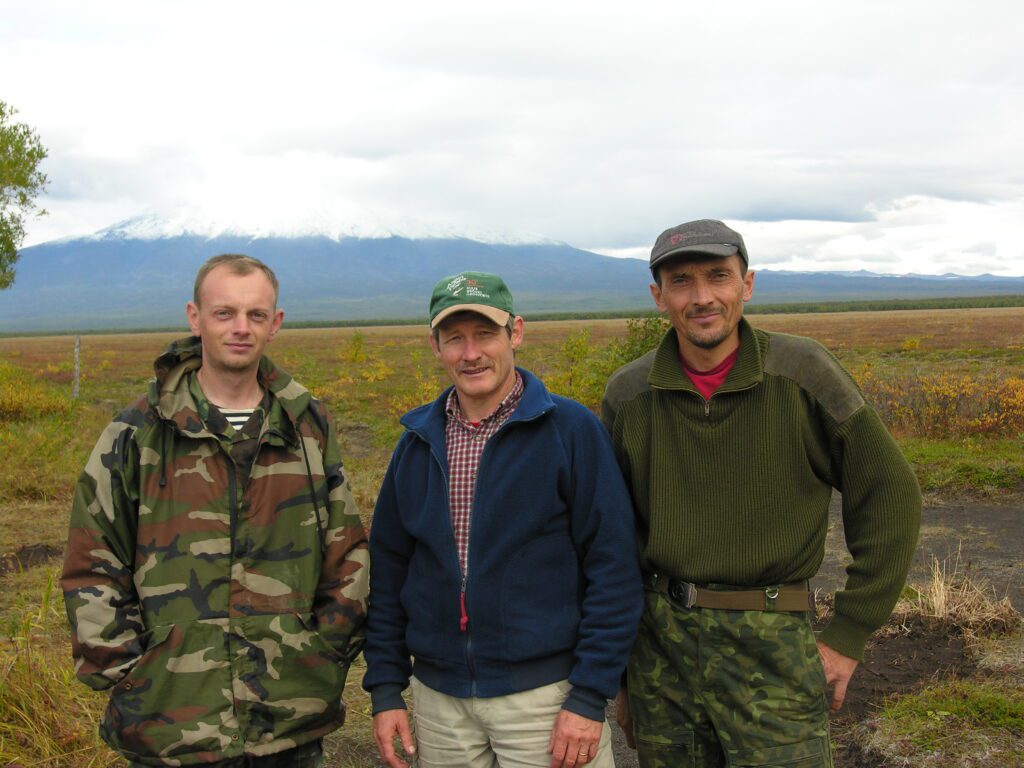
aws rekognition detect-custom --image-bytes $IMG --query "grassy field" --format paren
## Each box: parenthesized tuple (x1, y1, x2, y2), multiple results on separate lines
(0, 306, 1021, 765)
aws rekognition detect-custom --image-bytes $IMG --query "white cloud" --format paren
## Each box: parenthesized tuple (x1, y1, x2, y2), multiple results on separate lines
(735, 197, 1024, 275)
(4, 0, 1023, 275)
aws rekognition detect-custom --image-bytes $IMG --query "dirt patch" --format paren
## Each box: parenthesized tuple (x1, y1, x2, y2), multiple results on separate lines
(828, 618, 975, 766)
(0, 543, 63, 576)
(817, 494, 1023, 612)
(839, 618, 974, 721)
(337, 420, 377, 459)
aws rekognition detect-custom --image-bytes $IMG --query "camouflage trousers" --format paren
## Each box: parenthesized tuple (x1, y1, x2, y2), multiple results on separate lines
(127, 738, 322, 767)
(627, 589, 833, 767)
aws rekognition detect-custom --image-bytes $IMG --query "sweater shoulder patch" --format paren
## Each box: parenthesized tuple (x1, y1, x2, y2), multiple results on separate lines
(763, 333, 864, 423)
(600, 350, 656, 431)
(604, 350, 656, 409)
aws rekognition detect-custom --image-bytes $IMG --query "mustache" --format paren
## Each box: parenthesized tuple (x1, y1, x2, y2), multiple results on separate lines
(685, 307, 722, 319)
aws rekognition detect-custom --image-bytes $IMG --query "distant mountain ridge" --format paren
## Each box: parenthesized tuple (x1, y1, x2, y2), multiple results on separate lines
(3, 221, 1023, 333)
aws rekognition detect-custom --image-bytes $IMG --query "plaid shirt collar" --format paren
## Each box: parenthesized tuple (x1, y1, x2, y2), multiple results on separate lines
(444, 370, 524, 429)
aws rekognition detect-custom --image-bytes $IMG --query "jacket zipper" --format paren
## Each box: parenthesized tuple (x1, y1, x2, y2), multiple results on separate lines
(424, 444, 465, 633)
(224, 452, 242, 743)
(228, 462, 238, 555)
(413, 403, 549, 699)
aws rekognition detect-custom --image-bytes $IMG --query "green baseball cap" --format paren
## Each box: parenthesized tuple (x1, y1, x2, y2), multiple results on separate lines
(429, 271, 515, 329)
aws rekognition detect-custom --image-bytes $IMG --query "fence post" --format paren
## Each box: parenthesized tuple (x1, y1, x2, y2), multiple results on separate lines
(73, 335, 81, 400)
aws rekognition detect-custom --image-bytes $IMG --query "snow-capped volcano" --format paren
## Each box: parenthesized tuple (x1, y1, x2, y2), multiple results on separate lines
(5, 218, 1024, 334)
(86, 209, 563, 247)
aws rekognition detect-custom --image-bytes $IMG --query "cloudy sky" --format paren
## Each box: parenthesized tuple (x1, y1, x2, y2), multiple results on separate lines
(4, 0, 1023, 275)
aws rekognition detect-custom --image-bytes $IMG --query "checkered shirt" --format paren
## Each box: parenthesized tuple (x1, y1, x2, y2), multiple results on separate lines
(445, 371, 524, 579)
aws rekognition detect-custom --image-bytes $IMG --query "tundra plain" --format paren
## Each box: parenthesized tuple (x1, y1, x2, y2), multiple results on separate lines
(1, 306, 1021, 766)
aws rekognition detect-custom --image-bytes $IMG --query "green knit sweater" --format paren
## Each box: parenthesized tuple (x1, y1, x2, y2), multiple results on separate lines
(600, 319, 921, 660)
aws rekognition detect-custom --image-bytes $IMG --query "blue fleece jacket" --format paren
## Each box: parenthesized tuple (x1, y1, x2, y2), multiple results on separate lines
(363, 368, 642, 722)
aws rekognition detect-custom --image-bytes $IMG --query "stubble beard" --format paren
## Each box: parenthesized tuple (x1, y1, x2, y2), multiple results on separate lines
(685, 326, 733, 350)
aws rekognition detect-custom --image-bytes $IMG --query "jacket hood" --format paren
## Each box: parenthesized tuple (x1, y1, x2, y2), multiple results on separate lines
(147, 335, 313, 440)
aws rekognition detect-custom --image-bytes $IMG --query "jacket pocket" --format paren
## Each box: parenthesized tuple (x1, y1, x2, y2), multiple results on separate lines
(111, 623, 175, 693)
(729, 736, 830, 766)
(296, 611, 349, 665)
(240, 612, 349, 738)
(635, 726, 696, 768)
(102, 621, 231, 761)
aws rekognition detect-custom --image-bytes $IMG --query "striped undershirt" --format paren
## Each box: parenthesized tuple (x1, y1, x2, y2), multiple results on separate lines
(218, 407, 256, 431)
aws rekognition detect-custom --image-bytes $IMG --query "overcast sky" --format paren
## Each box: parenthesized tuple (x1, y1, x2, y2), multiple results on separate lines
(5, 0, 1023, 275)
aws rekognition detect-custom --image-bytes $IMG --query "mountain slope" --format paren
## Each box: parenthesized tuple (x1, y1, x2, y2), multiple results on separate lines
(3, 226, 1023, 333)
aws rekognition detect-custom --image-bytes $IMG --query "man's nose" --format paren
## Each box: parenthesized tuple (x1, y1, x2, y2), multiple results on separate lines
(231, 314, 251, 334)
(692, 278, 714, 305)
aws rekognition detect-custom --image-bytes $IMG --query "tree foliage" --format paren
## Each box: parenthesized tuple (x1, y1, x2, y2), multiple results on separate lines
(0, 101, 48, 289)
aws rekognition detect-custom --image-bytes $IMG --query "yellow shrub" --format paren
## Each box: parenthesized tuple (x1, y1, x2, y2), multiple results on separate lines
(0, 362, 72, 422)
(857, 371, 1024, 439)
(388, 371, 445, 417)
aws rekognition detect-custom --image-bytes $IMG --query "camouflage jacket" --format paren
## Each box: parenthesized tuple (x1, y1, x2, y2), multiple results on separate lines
(62, 337, 369, 766)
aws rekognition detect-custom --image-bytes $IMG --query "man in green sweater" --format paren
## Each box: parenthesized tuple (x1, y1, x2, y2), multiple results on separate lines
(600, 219, 921, 767)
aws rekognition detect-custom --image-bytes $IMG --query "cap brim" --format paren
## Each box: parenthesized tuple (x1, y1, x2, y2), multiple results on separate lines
(650, 243, 739, 271)
(430, 304, 512, 329)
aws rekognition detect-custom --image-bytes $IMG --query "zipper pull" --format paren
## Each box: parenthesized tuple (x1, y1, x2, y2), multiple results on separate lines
(460, 591, 469, 633)
(704, 398, 711, 417)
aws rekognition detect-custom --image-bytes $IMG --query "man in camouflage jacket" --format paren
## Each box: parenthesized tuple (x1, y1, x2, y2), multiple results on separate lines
(62, 255, 369, 767)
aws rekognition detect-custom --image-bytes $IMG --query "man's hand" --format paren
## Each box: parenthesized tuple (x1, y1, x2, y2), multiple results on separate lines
(614, 687, 635, 749)
(817, 641, 859, 712)
(373, 708, 416, 768)
(547, 709, 603, 767)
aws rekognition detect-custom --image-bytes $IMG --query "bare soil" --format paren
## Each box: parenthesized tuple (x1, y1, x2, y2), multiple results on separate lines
(0, 542, 63, 577)
(817, 493, 1024, 614)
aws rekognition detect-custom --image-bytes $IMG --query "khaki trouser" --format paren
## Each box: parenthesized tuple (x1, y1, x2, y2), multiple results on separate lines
(411, 677, 614, 768)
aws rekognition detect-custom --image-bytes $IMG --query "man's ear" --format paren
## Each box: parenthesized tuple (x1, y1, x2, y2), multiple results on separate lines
(186, 301, 201, 336)
(510, 316, 525, 350)
(742, 270, 755, 303)
(269, 308, 284, 339)
(649, 282, 667, 314)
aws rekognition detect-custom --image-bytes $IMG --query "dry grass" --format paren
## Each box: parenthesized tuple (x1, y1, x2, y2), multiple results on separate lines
(749, 306, 1024, 353)
(0, 572, 117, 767)
(892, 544, 1021, 641)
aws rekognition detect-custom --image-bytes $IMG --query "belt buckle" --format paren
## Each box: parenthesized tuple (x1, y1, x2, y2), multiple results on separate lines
(670, 580, 697, 608)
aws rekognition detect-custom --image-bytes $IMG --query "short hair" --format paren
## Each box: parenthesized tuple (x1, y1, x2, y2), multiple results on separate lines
(193, 254, 280, 307)
(432, 310, 515, 343)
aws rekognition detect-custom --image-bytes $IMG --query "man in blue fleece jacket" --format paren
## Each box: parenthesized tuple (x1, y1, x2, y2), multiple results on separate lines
(364, 271, 642, 768)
